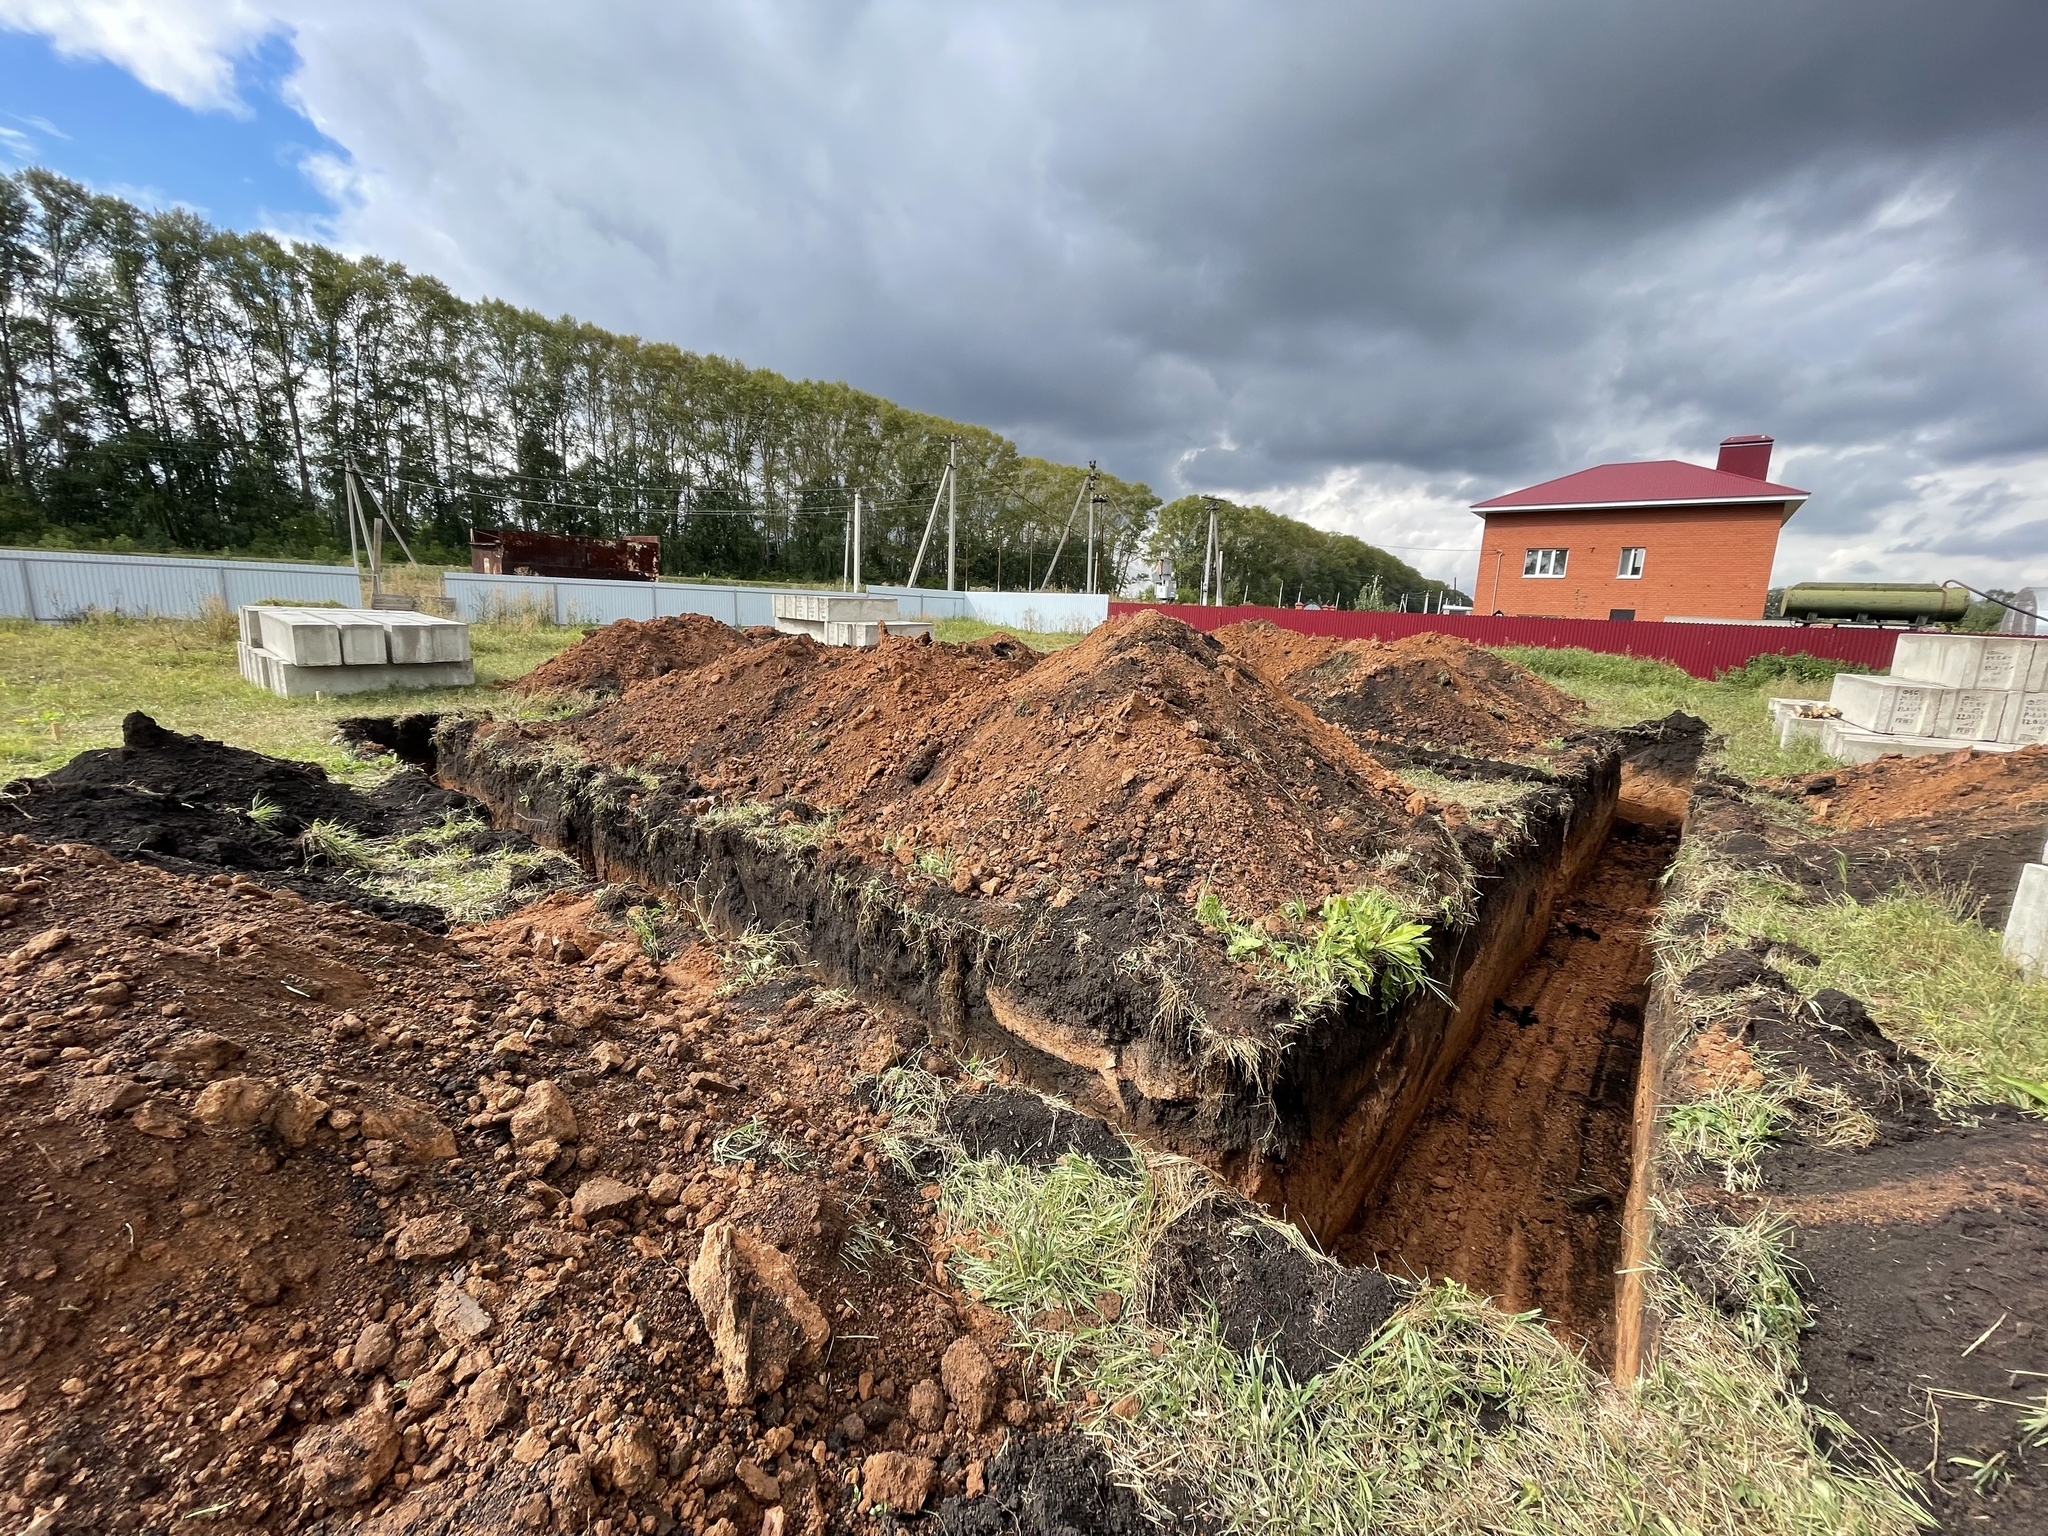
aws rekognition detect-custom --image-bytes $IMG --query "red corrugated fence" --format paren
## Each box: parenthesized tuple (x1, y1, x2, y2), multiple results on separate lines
(1107, 603, 1901, 679)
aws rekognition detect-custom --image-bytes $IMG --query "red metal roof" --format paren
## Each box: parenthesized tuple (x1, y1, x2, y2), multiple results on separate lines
(1472, 459, 1808, 513)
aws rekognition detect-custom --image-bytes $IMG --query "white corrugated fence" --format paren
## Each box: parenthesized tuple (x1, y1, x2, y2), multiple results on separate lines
(1, 547, 360, 621)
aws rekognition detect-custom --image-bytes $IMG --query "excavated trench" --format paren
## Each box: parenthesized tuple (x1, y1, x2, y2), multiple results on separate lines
(1334, 813, 1676, 1365)
(377, 709, 1691, 1365)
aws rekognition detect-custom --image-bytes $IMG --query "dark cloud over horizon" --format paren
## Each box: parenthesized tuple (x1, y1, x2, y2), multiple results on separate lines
(8, 0, 2046, 585)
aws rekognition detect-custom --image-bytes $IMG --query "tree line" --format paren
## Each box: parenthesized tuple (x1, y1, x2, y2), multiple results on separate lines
(0, 167, 1445, 602)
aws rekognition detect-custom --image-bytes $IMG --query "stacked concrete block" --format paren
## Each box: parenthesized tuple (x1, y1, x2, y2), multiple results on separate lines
(2008, 838, 2048, 981)
(236, 605, 474, 697)
(1792, 632, 2048, 763)
(770, 592, 933, 646)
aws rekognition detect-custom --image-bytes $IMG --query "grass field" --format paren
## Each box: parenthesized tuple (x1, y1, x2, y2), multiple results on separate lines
(1499, 645, 1842, 779)
(0, 611, 584, 781)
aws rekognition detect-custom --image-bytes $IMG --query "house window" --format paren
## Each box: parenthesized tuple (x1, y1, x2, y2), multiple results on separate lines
(1523, 547, 1568, 578)
(1617, 546, 1646, 579)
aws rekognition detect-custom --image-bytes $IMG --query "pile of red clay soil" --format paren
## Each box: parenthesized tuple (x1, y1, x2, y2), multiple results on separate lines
(1215, 621, 1586, 757)
(0, 836, 1126, 1534)
(550, 610, 1450, 921)
(1774, 742, 2048, 829)
(516, 614, 758, 697)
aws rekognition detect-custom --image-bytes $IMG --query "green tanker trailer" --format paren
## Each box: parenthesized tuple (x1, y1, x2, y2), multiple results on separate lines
(1778, 582, 1972, 625)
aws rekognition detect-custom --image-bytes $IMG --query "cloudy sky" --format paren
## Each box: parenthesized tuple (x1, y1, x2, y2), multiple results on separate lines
(3, 0, 2044, 593)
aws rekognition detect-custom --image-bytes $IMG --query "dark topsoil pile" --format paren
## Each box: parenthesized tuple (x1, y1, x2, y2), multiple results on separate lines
(1726, 745, 2048, 925)
(0, 713, 526, 929)
(516, 614, 761, 698)
(540, 609, 1467, 922)
(1670, 779, 2048, 1532)
(0, 836, 1166, 1535)
(1214, 621, 1587, 758)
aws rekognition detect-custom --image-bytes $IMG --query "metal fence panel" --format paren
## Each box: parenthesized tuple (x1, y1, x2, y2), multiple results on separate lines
(1110, 602, 1903, 678)
(0, 547, 360, 621)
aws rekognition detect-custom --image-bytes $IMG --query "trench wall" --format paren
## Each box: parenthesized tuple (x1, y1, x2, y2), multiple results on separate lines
(433, 718, 1620, 1241)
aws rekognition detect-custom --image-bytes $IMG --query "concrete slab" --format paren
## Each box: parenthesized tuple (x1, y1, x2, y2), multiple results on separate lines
(236, 642, 474, 698)
(1817, 717, 2026, 764)
(772, 593, 904, 624)
(2006, 864, 2048, 980)
(254, 607, 343, 668)
(1829, 673, 1952, 737)
(1893, 632, 2048, 691)
(379, 611, 471, 664)
(1998, 692, 2048, 745)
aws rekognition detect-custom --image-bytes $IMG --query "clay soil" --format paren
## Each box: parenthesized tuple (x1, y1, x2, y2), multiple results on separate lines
(1214, 621, 1587, 758)
(1335, 818, 1672, 1363)
(530, 609, 1464, 922)
(0, 838, 1141, 1535)
(517, 616, 762, 699)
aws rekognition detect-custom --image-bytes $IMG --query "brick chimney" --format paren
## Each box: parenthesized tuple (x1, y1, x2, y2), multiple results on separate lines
(1716, 434, 1774, 480)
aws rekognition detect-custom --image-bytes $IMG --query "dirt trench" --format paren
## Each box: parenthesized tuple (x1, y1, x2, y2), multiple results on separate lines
(1335, 816, 1676, 1366)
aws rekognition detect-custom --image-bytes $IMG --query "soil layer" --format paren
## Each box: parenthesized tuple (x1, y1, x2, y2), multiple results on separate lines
(1336, 819, 1673, 1362)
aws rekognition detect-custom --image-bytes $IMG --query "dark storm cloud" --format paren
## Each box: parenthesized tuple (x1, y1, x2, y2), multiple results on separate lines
(16, 0, 2043, 578)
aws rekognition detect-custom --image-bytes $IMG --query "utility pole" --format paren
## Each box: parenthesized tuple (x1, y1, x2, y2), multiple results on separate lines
(1199, 497, 1218, 606)
(1038, 461, 1096, 593)
(852, 491, 862, 593)
(946, 438, 958, 592)
(1087, 486, 1107, 595)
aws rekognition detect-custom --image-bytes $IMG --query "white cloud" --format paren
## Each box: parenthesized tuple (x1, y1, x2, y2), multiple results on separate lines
(0, 0, 281, 112)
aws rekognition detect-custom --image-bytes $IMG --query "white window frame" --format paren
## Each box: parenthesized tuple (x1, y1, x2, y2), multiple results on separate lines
(1616, 546, 1646, 579)
(1523, 547, 1568, 578)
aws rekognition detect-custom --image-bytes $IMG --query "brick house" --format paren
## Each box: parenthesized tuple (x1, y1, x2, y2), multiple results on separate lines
(1470, 436, 1808, 621)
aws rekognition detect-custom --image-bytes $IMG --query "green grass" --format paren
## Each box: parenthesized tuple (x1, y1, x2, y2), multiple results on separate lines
(1718, 876, 2048, 1107)
(932, 616, 1087, 651)
(1495, 646, 1849, 779)
(0, 611, 585, 781)
(868, 1069, 1926, 1536)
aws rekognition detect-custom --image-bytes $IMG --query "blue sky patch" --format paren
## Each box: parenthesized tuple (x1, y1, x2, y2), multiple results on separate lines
(0, 28, 341, 228)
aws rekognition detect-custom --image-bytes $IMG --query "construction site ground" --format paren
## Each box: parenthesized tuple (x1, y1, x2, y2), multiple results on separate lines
(0, 608, 2043, 1534)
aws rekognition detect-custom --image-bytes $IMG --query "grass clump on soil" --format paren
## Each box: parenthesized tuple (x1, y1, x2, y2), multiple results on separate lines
(870, 1070, 1926, 1536)
(1195, 885, 1441, 1019)
(697, 797, 838, 854)
(300, 811, 568, 922)
(1497, 645, 1849, 779)
(0, 612, 584, 780)
(1718, 878, 2048, 1109)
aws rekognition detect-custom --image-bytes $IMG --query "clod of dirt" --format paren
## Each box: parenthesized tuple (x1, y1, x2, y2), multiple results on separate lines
(936, 1432, 1162, 1536)
(1141, 1195, 1408, 1382)
(940, 1087, 1136, 1172)
(1678, 947, 1793, 998)
(516, 612, 759, 696)
(689, 1220, 832, 1404)
(1215, 621, 1587, 756)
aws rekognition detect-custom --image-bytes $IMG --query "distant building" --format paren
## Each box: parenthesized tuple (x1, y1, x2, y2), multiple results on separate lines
(1470, 436, 1808, 621)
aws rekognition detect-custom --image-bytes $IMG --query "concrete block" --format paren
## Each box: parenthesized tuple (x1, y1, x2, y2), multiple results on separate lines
(2006, 864, 2048, 980)
(1977, 638, 2048, 693)
(1817, 718, 2025, 765)
(1768, 697, 1837, 749)
(380, 611, 471, 664)
(1947, 690, 2009, 742)
(335, 614, 389, 666)
(254, 607, 343, 667)
(236, 642, 474, 698)
(2002, 693, 2048, 745)
(1890, 632, 1985, 689)
(772, 593, 903, 624)
(1829, 673, 1951, 737)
